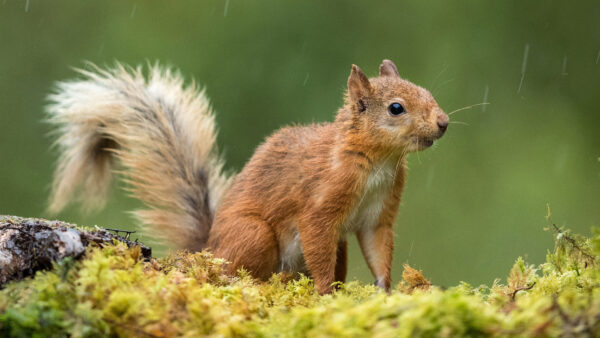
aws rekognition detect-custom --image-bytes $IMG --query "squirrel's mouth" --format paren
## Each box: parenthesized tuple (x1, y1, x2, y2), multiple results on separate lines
(413, 137, 435, 150)
(419, 138, 435, 147)
(406, 133, 441, 152)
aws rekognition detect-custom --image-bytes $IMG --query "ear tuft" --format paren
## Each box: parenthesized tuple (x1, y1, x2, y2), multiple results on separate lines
(348, 64, 372, 103)
(379, 59, 399, 77)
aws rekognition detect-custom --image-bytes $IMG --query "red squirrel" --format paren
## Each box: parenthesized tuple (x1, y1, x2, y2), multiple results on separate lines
(48, 60, 448, 294)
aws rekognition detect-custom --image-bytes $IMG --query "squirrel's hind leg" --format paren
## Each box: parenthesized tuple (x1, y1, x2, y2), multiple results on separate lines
(211, 217, 278, 280)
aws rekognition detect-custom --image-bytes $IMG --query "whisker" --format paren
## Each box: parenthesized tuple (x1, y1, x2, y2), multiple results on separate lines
(434, 78, 455, 92)
(448, 102, 490, 116)
(430, 63, 448, 92)
(448, 121, 470, 126)
(395, 146, 410, 181)
(392, 155, 403, 182)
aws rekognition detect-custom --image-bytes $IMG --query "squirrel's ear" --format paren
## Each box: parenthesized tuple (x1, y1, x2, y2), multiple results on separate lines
(348, 64, 372, 102)
(379, 59, 399, 77)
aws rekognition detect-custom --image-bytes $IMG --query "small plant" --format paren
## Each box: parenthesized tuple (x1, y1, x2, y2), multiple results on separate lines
(1, 223, 599, 337)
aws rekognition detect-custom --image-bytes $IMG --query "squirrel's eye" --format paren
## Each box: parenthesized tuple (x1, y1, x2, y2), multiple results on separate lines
(388, 102, 405, 116)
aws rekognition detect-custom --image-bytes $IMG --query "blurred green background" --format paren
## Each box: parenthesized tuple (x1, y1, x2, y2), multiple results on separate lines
(1, 0, 599, 287)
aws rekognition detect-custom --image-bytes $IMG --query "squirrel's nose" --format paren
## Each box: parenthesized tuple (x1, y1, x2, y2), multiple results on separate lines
(437, 113, 449, 133)
(437, 120, 448, 133)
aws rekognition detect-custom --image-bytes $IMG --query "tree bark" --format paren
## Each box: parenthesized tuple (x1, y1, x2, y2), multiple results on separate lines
(0, 215, 151, 286)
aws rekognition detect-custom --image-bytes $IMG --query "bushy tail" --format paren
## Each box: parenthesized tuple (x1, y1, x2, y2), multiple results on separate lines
(47, 63, 232, 251)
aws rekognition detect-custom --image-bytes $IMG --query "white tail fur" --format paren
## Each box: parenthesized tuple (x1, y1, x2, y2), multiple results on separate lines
(47, 63, 232, 251)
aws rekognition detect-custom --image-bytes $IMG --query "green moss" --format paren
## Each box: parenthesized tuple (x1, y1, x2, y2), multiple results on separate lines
(2, 226, 600, 337)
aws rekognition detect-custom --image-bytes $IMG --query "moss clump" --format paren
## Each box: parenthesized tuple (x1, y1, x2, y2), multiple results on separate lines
(1, 226, 599, 337)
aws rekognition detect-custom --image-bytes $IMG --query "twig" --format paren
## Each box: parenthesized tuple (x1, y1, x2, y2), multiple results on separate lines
(510, 282, 536, 301)
(105, 228, 137, 240)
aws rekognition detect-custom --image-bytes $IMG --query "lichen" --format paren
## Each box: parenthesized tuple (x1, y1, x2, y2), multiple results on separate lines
(1, 225, 599, 337)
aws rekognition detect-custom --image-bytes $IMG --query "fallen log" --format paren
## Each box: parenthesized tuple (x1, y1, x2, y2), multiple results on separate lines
(0, 215, 151, 286)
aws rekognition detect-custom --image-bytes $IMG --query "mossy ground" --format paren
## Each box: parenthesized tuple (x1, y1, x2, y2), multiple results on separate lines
(1, 224, 599, 337)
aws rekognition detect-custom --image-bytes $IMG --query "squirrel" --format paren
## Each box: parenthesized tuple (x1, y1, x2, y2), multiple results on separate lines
(47, 59, 449, 294)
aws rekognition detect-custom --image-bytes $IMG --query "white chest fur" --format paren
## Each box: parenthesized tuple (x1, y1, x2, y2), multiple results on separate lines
(343, 157, 397, 234)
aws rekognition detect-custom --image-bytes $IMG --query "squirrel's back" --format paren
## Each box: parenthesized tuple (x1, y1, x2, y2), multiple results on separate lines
(217, 122, 336, 209)
(47, 63, 232, 250)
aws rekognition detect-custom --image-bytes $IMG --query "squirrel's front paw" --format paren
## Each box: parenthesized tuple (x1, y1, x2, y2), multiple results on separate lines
(374, 278, 391, 293)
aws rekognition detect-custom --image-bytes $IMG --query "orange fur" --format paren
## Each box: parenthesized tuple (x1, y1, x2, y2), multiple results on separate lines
(48, 60, 448, 294)
(207, 60, 448, 293)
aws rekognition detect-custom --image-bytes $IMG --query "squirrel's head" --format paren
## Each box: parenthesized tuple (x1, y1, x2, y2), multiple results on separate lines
(339, 59, 449, 155)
